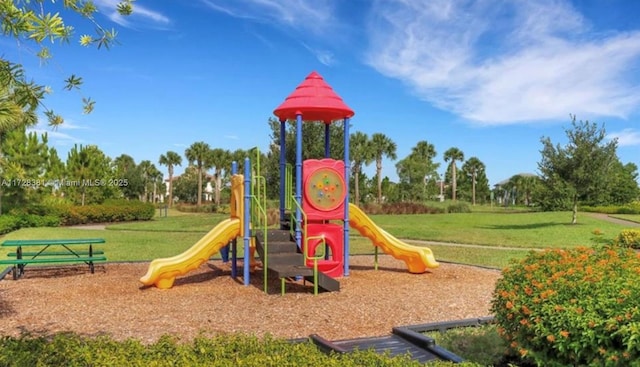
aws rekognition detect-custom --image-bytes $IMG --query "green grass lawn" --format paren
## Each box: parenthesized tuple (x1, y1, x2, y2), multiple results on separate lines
(366, 211, 626, 248)
(0, 209, 629, 268)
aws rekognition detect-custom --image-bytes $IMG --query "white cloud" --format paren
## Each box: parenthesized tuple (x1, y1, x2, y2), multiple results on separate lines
(201, 0, 339, 64)
(94, 0, 171, 29)
(366, 0, 640, 125)
(301, 43, 335, 66)
(200, 0, 335, 33)
(608, 128, 640, 147)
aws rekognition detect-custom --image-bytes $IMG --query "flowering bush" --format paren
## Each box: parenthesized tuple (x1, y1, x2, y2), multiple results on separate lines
(492, 246, 640, 366)
(613, 229, 640, 249)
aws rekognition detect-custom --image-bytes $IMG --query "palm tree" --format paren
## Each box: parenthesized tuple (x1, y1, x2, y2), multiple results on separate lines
(350, 131, 374, 206)
(138, 160, 154, 202)
(159, 151, 182, 207)
(462, 157, 485, 205)
(209, 148, 231, 206)
(185, 141, 212, 206)
(444, 147, 464, 201)
(370, 133, 397, 203)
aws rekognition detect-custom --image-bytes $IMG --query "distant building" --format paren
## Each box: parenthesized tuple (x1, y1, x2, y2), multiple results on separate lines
(493, 173, 538, 205)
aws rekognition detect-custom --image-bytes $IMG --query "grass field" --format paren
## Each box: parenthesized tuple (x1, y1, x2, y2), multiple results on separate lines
(0, 209, 634, 269)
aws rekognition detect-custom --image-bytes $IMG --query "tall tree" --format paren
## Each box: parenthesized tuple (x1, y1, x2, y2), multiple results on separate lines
(185, 141, 212, 206)
(371, 133, 397, 203)
(349, 131, 374, 206)
(396, 141, 439, 202)
(461, 157, 485, 205)
(66, 144, 114, 205)
(538, 117, 618, 224)
(444, 147, 465, 201)
(608, 162, 640, 205)
(159, 151, 182, 207)
(209, 148, 231, 206)
(0, 128, 50, 211)
(113, 154, 143, 200)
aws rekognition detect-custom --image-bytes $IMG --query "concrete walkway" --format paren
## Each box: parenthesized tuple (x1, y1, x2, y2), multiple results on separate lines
(585, 212, 640, 227)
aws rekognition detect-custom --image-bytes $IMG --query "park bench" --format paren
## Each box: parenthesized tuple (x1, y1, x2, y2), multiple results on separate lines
(0, 238, 107, 280)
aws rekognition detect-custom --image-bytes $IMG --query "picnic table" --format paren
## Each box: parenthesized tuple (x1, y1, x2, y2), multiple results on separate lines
(0, 238, 107, 280)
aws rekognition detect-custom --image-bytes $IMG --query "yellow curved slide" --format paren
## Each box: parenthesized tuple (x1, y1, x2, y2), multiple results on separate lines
(349, 204, 439, 273)
(140, 218, 240, 289)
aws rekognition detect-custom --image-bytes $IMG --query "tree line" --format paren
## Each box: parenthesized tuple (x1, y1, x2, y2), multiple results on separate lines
(1, 117, 638, 217)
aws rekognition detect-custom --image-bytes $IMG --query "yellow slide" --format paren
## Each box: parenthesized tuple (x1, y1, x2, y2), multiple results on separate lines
(349, 203, 439, 273)
(139, 218, 240, 289)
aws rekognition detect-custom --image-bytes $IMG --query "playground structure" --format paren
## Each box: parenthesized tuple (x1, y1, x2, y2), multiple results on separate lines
(140, 71, 439, 292)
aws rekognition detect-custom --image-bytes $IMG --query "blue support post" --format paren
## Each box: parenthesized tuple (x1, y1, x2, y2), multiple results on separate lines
(279, 119, 286, 228)
(343, 117, 350, 276)
(295, 114, 303, 250)
(231, 161, 238, 279)
(243, 158, 251, 286)
(324, 122, 330, 158)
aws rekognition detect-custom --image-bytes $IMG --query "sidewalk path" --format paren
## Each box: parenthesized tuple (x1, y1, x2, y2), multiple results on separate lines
(585, 213, 640, 227)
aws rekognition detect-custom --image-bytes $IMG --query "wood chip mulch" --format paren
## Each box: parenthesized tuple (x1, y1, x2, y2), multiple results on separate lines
(0, 255, 501, 344)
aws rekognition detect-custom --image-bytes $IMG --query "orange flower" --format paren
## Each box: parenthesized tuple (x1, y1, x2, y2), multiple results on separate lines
(560, 330, 570, 338)
(546, 334, 555, 343)
(506, 301, 514, 309)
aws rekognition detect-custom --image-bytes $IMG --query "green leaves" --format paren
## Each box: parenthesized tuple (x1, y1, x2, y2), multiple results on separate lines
(64, 74, 83, 90)
(2, 0, 133, 129)
(117, 0, 134, 16)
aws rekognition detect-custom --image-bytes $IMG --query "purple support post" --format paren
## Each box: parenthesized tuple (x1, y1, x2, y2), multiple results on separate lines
(295, 114, 303, 250)
(324, 122, 330, 260)
(243, 158, 251, 286)
(279, 119, 286, 228)
(343, 118, 350, 276)
(231, 161, 238, 278)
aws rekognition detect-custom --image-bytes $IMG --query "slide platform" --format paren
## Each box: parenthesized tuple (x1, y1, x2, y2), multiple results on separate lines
(349, 204, 439, 273)
(140, 218, 240, 289)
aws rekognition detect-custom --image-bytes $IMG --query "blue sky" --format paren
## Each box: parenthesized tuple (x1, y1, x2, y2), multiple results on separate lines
(7, 0, 640, 186)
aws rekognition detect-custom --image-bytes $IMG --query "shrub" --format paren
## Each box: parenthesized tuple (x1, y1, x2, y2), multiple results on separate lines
(0, 215, 19, 235)
(361, 202, 444, 215)
(0, 332, 478, 366)
(492, 246, 640, 366)
(613, 229, 640, 249)
(175, 203, 218, 213)
(57, 201, 155, 225)
(581, 204, 640, 215)
(446, 202, 471, 213)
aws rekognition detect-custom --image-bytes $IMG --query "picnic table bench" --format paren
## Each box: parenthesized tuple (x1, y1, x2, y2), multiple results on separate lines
(0, 238, 107, 280)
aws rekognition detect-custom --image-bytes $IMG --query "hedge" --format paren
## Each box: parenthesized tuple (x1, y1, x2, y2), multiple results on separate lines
(0, 333, 480, 366)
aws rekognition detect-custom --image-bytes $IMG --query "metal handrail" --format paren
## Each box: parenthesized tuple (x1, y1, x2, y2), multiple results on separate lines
(288, 194, 325, 295)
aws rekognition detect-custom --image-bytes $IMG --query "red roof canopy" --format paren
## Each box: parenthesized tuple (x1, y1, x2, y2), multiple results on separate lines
(273, 71, 354, 122)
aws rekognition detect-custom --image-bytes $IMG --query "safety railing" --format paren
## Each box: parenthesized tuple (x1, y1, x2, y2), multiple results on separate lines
(288, 194, 325, 295)
(249, 147, 269, 293)
(285, 163, 293, 211)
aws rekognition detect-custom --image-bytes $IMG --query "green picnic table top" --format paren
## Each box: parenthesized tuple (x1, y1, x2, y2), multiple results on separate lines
(1, 238, 106, 247)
